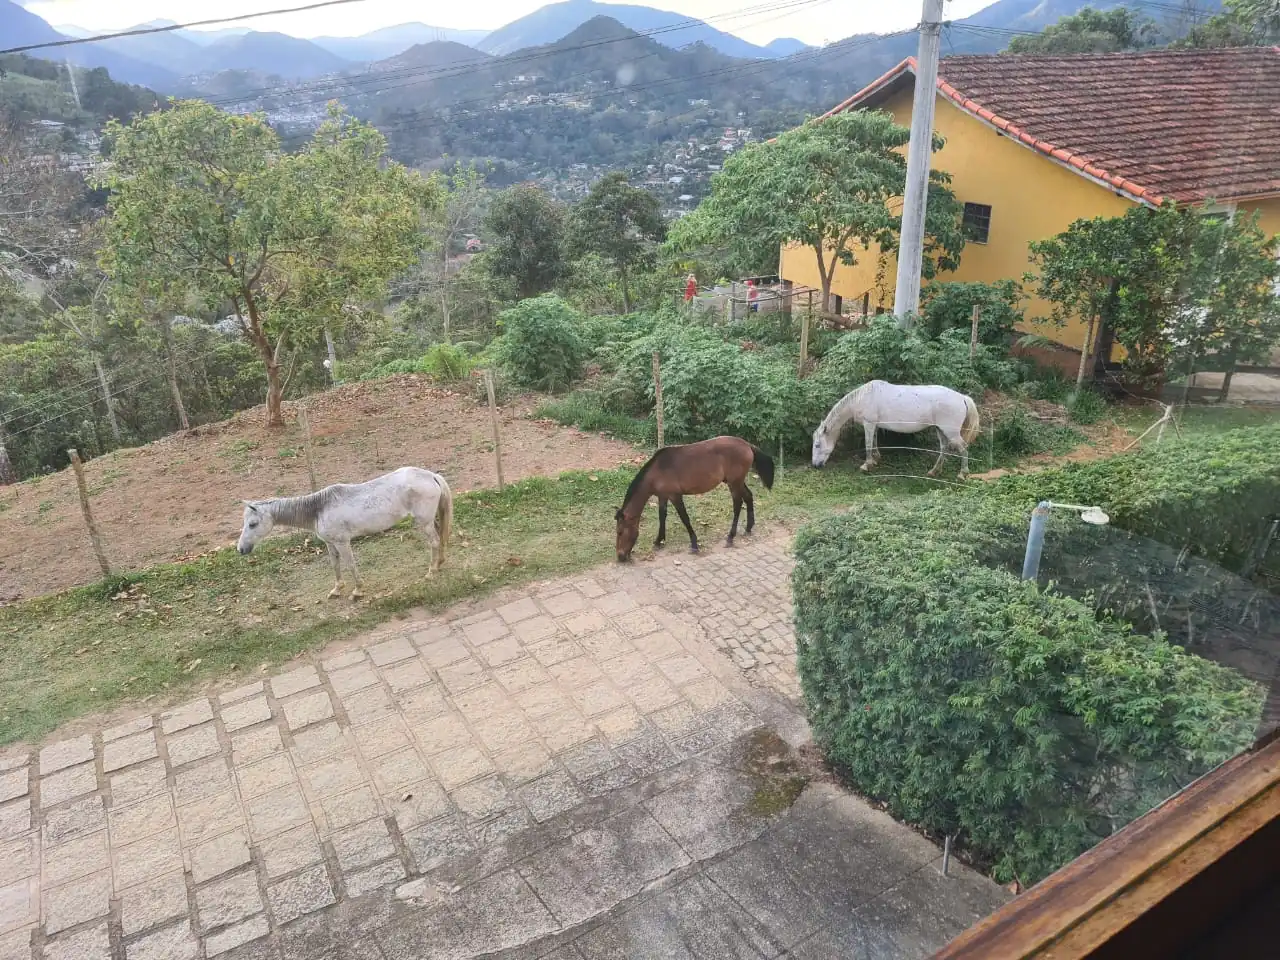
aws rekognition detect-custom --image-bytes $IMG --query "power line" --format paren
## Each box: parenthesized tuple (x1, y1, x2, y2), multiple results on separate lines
(0, 0, 376, 55)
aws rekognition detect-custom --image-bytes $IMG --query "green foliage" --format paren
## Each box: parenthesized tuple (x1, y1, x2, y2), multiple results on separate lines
(482, 185, 568, 299)
(1005, 6, 1162, 54)
(793, 485, 1264, 883)
(668, 111, 964, 307)
(494, 295, 588, 392)
(983, 421, 1280, 573)
(921, 280, 1024, 347)
(1029, 204, 1280, 392)
(1065, 387, 1107, 425)
(567, 172, 666, 313)
(534, 392, 655, 445)
(359, 342, 474, 382)
(97, 100, 438, 425)
(1180, 0, 1280, 46)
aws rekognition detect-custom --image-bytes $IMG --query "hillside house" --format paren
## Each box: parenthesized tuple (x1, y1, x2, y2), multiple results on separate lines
(779, 48, 1280, 371)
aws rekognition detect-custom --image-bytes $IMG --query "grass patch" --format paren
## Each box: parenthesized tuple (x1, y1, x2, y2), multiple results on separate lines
(0, 458, 941, 744)
(535, 393, 655, 445)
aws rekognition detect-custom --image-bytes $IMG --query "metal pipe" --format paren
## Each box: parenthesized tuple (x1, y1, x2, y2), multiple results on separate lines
(1022, 501, 1052, 581)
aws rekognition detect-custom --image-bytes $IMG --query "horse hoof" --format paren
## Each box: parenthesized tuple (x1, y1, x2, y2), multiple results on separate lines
(860, 463, 872, 473)
(689, 546, 700, 555)
(350, 591, 364, 602)
(327, 588, 343, 600)
(724, 538, 735, 548)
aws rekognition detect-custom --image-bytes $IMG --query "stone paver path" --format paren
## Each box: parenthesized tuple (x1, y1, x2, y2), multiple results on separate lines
(0, 536, 1006, 959)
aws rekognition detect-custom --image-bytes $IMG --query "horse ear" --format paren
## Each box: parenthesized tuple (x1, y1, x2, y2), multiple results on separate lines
(243, 501, 259, 513)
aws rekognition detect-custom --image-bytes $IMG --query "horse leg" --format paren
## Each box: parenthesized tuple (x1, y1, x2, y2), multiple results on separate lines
(861, 421, 878, 472)
(337, 542, 364, 600)
(412, 508, 442, 574)
(326, 543, 345, 599)
(956, 437, 971, 480)
(673, 496, 700, 553)
(928, 427, 947, 477)
(743, 484, 755, 534)
(654, 497, 668, 548)
(726, 484, 743, 546)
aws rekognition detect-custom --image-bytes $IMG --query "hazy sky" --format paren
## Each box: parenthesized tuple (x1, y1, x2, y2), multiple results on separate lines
(22, 0, 995, 47)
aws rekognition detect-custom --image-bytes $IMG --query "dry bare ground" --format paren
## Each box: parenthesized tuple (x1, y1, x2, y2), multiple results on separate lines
(0, 375, 638, 601)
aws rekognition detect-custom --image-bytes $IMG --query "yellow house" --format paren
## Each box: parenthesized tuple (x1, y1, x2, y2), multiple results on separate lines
(778, 47, 1280, 371)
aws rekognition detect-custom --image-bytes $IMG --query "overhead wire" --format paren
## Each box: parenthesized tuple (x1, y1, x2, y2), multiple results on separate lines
(0, 0, 378, 55)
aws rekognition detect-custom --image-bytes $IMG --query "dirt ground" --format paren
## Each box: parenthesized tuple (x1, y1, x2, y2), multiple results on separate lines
(0, 375, 639, 601)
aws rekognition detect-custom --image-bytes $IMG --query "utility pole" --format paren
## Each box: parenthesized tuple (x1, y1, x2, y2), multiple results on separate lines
(893, 0, 947, 326)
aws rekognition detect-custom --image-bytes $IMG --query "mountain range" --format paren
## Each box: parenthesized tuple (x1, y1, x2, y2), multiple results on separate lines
(3, 0, 1215, 93)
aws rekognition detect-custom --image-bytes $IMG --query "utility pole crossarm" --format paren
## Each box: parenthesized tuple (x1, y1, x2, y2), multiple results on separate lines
(893, 0, 947, 326)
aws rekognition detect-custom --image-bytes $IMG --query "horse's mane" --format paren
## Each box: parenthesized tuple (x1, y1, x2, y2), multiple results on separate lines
(821, 381, 874, 435)
(622, 449, 664, 509)
(263, 486, 337, 527)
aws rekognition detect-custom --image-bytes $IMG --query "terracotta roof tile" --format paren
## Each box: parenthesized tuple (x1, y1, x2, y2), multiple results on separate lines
(828, 48, 1280, 206)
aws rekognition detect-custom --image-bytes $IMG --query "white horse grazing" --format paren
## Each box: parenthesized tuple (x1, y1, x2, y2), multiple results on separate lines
(236, 467, 453, 600)
(811, 380, 981, 479)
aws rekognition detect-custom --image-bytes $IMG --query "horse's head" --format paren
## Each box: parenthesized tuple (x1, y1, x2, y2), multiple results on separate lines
(615, 506, 640, 562)
(811, 423, 835, 468)
(237, 501, 274, 555)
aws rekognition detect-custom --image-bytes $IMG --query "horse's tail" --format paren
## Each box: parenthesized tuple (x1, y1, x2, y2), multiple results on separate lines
(435, 473, 453, 564)
(961, 394, 981, 446)
(749, 445, 776, 490)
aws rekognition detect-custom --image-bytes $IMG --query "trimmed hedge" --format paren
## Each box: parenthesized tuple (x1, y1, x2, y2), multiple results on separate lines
(981, 421, 1280, 572)
(793, 426, 1279, 883)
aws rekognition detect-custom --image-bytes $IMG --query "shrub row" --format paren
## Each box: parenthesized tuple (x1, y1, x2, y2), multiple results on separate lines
(792, 491, 1263, 886)
(793, 425, 1279, 883)
(980, 421, 1280, 572)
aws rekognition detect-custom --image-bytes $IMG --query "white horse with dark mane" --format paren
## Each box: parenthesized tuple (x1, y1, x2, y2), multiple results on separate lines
(811, 380, 981, 479)
(237, 467, 453, 600)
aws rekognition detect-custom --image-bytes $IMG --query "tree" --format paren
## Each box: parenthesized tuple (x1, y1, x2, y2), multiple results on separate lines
(567, 172, 666, 313)
(1181, 0, 1280, 46)
(417, 164, 485, 342)
(1029, 204, 1204, 393)
(669, 110, 964, 316)
(483, 185, 568, 299)
(1166, 212, 1280, 401)
(1006, 7, 1162, 54)
(98, 101, 437, 427)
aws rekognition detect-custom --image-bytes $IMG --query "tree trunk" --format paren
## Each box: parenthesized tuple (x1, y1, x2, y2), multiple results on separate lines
(619, 262, 631, 314)
(1218, 352, 1237, 402)
(1075, 312, 1097, 390)
(324, 329, 337, 384)
(241, 290, 285, 428)
(158, 314, 190, 431)
(0, 425, 16, 485)
(94, 356, 122, 443)
(439, 284, 452, 342)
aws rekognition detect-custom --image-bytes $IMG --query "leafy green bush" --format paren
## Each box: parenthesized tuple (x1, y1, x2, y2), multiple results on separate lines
(1065, 388, 1107, 425)
(982, 421, 1280, 573)
(494, 295, 588, 392)
(615, 322, 801, 446)
(921, 280, 1024, 347)
(421, 343, 472, 381)
(793, 494, 1262, 885)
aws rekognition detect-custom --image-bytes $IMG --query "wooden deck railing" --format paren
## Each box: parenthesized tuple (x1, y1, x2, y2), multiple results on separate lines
(933, 733, 1280, 959)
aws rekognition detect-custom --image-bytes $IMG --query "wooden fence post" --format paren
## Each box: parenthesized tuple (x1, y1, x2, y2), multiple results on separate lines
(68, 448, 110, 578)
(799, 294, 812, 377)
(652, 351, 665, 449)
(969, 304, 982, 359)
(298, 401, 318, 492)
(484, 369, 505, 491)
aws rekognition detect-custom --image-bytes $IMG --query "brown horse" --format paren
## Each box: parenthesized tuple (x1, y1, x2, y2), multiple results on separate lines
(615, 436, 775, 562)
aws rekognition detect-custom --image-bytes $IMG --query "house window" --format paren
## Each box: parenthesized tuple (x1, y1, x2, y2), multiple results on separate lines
(962, 202, 992, 244)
